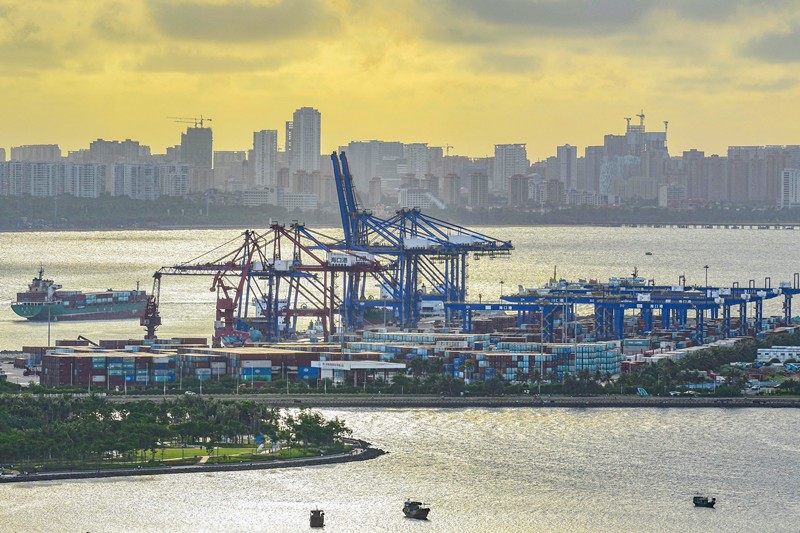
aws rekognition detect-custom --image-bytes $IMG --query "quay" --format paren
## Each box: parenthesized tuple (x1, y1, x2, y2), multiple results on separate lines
(107, 394, 800, 409)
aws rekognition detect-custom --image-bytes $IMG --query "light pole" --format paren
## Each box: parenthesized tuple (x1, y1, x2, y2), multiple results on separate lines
(704, 265, 709, 288)
(500, 280, 505, 298)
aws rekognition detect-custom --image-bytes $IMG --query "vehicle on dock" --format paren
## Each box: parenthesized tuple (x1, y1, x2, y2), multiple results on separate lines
(310, 509, 325, 528)
(403, 500, 430, 520)
(693, 496, 716, 508)
(11, 266, 147, 321)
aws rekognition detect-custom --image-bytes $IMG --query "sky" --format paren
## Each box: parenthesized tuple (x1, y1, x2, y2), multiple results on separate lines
(2, 0, 800, 160)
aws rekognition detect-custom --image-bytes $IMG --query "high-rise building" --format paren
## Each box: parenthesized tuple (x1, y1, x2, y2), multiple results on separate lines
(287, 107, 321, 176)
(507, 175, 529, 207)
(780, 168, 800, 208)
(583, 146, 604, 192)
(468, 173, 489, 208)
(403, 143, 430, 179)
(0, 148, 7, 162)
(727, 146, 764, 204)
(10, 144, 61, 161)
(441, 174, 461, 206)
(0, 161, 105, 197)
(556, 144, 578, 190)
(493, 144, 527, 192)
(253, 130, 278, 187)
(343, 140, 405, 192)
(683, 149, 706, 201)
(368, 177, 382, 207)
(213, 151, 247, 190)
(113, 164, 161, 200)
(766, 146, 793, 204)
(292, 171, 315, 194)
(180, 127, 213, 169)
(89, 139, 144, 165)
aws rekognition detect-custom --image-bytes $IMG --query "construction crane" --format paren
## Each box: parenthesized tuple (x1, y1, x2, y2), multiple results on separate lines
(167, 115, 212, 128)
(444, 144, 454, 156)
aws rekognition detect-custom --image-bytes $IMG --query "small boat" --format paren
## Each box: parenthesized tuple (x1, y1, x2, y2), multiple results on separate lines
(693, 496, 716, 508)
(310, 509, 325, 528)
(645, 252, 653, 256)
(403, 500, 430, 520)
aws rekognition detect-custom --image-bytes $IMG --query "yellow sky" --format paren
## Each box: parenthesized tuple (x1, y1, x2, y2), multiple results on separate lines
(2, 0, 800, 160)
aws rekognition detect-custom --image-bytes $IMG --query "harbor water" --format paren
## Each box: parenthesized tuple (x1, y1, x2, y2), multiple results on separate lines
(1, 225, 799, 351)
(1, 226, 799, 531)
(1, 407, 799, 532)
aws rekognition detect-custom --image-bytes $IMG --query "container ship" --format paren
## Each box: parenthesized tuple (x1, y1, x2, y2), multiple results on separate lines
(11, 267, 147, 321)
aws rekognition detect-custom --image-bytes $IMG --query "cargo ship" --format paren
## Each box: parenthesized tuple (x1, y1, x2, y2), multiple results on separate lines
(11, 267, 147, 321)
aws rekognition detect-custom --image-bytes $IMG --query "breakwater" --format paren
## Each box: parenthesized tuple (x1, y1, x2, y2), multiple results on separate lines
(0, 438, 384, 484)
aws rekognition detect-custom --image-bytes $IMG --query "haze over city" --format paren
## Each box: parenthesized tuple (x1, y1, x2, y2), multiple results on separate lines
(3, 0, 800, 157)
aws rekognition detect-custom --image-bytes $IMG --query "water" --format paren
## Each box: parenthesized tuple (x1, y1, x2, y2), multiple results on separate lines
(1, 407, 798, 532)
(0, 225, 798, 351)
(1, 226, 799, 531)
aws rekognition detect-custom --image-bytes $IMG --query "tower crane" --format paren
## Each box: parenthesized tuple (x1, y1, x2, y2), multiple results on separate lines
(167, 115, 213, 128)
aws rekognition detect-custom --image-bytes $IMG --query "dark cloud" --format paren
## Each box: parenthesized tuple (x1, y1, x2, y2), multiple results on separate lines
(454, 0, 651, 31)
(425, 0, 795, 43)
(663, 0, 792, 22)
(746, 27, 800, 63)
(148, 0, 335, 42)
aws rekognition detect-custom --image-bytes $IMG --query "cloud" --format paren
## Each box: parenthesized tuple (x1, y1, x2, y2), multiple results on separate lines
(136, 49, 288, 72)
(0, 5, 63, 69)
(745, 26, 800, 63)
(93, 3, 154, 42)
(475, 52, 541, 74)
(147, 0, 336, 42)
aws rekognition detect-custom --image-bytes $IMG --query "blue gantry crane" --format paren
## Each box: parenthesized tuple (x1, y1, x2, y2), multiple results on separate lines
(445, 272, 800, 343)
(330, 151, 513, 329)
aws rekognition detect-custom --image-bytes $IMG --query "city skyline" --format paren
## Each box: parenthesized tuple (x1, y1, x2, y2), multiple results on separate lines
(2, 1, 800, 158)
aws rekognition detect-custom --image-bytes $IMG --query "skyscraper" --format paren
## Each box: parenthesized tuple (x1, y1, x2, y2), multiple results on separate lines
(180, 127, 212, 169)
(469, 173, 489, 208)
(556, 144, 578, 190)
(253, 130, 278, 187)
(287, 107, 321, 176)
(493, 144, 527, 192)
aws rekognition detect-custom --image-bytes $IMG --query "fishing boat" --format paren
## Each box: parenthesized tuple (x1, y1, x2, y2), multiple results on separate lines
(11, 266, 147, 321)
(309, 509, 324, 528)
(693, 496, 716, 508)
(403, 500, 430, 520)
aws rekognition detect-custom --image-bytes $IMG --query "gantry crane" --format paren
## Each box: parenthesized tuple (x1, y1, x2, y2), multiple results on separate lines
(330, 151, 513, 329)
(142, 224, 383, 347)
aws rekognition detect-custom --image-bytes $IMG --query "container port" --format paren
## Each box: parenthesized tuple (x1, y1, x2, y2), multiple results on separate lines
(23, 151, 800, 391)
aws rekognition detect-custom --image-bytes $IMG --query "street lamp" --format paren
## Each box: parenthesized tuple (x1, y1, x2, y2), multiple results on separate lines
(704, 265, 709, 288)
(500, 280, 505, 298)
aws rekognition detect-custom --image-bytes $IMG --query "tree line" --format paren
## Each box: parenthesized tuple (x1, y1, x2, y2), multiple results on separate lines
(0, 395, 350, 467)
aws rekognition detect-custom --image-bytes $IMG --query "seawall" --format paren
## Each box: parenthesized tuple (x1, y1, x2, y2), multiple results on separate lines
(0, 439, 384, 484)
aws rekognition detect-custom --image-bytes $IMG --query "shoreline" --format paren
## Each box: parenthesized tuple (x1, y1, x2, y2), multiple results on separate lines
(2, 221, 800, 234)
(106, 394, 800, 409)
(0, 438, 385, 484)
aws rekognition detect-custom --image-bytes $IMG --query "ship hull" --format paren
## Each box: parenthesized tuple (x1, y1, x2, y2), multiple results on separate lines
(11, 302, 146, 321)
